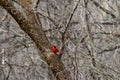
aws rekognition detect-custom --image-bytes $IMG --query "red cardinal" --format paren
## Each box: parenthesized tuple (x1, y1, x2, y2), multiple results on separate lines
(51, 45, 59, 55)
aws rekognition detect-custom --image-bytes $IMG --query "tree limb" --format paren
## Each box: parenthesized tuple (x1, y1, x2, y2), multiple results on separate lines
(0, 0, 71, 80)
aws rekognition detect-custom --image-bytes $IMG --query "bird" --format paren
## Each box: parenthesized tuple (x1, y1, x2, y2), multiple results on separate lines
(51, 45, 60, 55)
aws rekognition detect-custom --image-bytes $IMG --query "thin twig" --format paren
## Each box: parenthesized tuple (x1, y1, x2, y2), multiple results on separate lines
(5, 61, 12, 80)
(94, 21, 120, 25)
(91, 0, 116, 18)
(61, 0, 81, 56)
(98, 45, 120, 54)
(62, 0, 80, 37)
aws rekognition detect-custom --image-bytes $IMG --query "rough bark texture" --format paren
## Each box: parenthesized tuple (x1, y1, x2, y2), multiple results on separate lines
(0, 0, 71, 80)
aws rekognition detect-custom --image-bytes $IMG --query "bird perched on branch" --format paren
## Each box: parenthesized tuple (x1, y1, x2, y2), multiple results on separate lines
(51, 45, 60, 55)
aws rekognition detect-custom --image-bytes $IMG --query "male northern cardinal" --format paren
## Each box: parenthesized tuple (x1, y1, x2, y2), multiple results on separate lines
(51, 45, 59, 55)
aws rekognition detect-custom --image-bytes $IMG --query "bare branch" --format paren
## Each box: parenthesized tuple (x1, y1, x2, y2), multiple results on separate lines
(98, 45, 120, 54)
(94, 21, 120, 25)
(91, 0, 116, 18)
(61, 0, 80, 56)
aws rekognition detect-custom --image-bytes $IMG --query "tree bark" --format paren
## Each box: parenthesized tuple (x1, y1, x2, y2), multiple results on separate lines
(0, 0, 71, 80)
